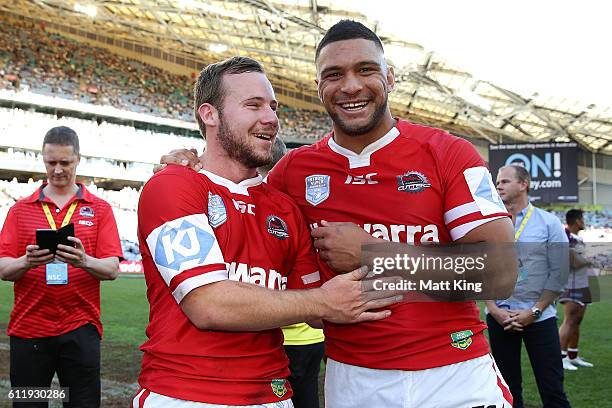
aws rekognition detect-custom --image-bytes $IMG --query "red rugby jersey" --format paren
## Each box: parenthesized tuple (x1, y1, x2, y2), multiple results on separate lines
(137, 165, 320, 405)
(0, 183, 122, 338)
(267, 119, 509, 370)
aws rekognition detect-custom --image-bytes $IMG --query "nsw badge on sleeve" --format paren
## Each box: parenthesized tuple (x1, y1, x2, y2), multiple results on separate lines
(46, 263, 68, 285)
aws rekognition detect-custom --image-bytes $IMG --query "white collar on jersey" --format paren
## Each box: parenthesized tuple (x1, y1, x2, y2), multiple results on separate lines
(198, 169, 262, 196)
(327, 126, 400, 169)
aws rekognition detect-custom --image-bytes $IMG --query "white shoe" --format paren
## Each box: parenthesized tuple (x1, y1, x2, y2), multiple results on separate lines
(562, 357, 578, 370)
(569, 357, 594, 367)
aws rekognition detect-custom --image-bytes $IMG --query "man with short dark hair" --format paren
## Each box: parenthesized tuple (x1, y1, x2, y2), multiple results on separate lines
(270, 20, 518, 408)
(487, 164, 571, 408)
(559, 208, 596, 370)
(136, 56, 401, 407)
(0, 126, 122, 407)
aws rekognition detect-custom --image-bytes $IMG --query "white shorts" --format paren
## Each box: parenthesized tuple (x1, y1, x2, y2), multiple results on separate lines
(325, 354, 512, 408)
(132, 388, 294, 408)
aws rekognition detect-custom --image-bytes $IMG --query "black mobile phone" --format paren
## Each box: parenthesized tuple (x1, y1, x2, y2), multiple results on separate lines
(36, 229, 58, 254)
(35, 223, 75, 254)
(57, 223, 75, 248)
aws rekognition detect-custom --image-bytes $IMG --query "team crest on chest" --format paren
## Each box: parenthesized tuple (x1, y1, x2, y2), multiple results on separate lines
(207, 192, 227, 228)
(79, 206, 94, 217)
(266, 215, 289, 240)
(305, 174, 330, 206)
(397, 171, 431, 193)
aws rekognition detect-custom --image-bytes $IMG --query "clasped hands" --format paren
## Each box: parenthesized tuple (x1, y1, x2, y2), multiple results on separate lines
(492, 308, 536, 333)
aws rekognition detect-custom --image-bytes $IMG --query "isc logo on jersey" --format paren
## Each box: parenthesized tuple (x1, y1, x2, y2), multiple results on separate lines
(146, 214, 224, 285)
(345, 173, 378, 185)
(464, 167, 506, 216)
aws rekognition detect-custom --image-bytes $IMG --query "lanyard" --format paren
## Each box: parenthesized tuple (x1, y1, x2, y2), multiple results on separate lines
(514, 204, 534, 241)
(41, 201, 78, 230)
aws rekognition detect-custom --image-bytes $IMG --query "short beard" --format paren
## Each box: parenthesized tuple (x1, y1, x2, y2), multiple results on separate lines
(329, 95, 388, 137)
(217, 111, 272, 169)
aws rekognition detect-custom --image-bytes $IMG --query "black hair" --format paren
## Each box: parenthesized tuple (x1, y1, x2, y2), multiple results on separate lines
(566, 209, 584, 225)
(315, 20, 384, 61)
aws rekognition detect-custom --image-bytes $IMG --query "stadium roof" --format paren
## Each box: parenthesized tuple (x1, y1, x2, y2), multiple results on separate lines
(3, 0, 611, 155)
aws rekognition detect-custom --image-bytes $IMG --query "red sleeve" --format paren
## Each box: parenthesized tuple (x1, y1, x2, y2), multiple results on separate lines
(286, 206, 321, 290)
(0, 205, 21, 258)
(138, 166, 228, 303)
(266, 150, 293, 193)
(94, 202, 123, 259)
(439, 135, 509, 240)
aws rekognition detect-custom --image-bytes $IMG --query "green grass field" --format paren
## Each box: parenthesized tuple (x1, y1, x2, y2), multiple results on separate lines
(1, 275, 611, 407)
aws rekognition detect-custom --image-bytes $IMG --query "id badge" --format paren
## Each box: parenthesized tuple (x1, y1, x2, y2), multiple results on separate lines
(46, 263, 68, 285)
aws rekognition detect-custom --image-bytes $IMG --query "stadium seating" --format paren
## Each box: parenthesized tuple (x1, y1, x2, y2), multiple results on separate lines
(0, 107, 205, 164)
(0, 16, 332, 140)
(0, 106, 208, 182)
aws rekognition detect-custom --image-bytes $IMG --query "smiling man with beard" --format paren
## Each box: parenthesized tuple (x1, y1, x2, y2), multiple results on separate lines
(134, 56, 402, 408)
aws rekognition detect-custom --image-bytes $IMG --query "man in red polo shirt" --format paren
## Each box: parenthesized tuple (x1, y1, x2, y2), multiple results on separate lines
(0, 126, 122, 408)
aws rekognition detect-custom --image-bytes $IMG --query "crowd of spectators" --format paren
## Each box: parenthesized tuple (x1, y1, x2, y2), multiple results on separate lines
(278, 105, 331, 140)
(0, 15, 192, 120)
(0, 15, 332, 139)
